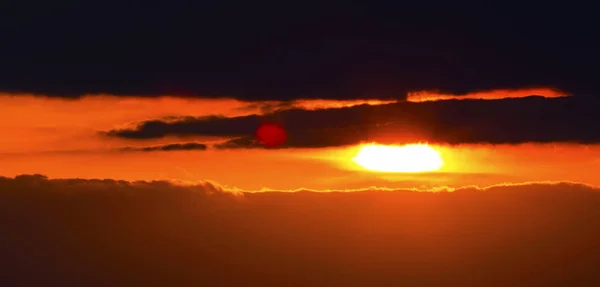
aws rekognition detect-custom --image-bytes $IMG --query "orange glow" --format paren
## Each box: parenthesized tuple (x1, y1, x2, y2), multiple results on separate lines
(1, 143, 600, 190)
(406, 88, 568, 102)
(353, 143, 444, 172)
(1, 93, 599, 191)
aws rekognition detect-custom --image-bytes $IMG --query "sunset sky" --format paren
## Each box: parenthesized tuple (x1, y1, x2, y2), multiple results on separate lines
(1, 88, 599, 191)
(3, 2, 600, 286)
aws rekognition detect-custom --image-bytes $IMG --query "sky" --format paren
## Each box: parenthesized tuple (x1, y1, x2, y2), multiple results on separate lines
(2, 2, 600, 286)
(1, 90, 600, 191)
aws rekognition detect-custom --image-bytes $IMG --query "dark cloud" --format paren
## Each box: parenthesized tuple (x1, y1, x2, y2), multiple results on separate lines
(1, 3, 599, 100)
(2, 174, 600, 286)
(105, 115, 260, 140)
(120, 142, 207, 152)
(106, 96, 600, 147)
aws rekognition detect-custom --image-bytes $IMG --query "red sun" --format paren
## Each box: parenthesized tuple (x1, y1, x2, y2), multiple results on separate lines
(255, 122, 287, 148)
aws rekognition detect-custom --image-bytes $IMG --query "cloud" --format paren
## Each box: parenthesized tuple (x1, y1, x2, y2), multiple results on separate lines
(406, 88, 567, 102)
(236, 99, 401, 114)
(105, 115, 260, 139)
(1, 4, 598, 100)
(2, 174, 600, 286)
(119, 142, 208, 152)
(105, 96, 600, 147)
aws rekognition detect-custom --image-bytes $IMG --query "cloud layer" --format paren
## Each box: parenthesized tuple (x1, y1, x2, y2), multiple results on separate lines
(2, 175, 600, 286)
(2, 4, 598, 100)
(106, 96, 600, 148)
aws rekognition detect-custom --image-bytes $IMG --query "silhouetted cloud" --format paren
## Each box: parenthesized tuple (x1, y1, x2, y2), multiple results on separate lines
(119, 142, 208, 152)
(105, 96, 600, 147)
(2, 174, 600, 286)
(1, 4, 599, 100)
(106, 115, 260, 139)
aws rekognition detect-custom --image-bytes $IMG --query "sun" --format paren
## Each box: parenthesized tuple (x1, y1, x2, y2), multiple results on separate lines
(352, 143, 444, 172)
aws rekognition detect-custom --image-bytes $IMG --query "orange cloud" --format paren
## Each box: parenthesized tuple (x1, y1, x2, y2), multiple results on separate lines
(283, 99, 398, 110)
(406, 87, 568, 102)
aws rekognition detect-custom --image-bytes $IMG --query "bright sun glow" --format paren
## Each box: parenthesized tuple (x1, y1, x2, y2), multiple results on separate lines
(353, 143, 444, 172)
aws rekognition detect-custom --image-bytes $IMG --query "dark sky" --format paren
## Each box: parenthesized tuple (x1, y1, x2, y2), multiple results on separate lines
(2, 2, 599, 100)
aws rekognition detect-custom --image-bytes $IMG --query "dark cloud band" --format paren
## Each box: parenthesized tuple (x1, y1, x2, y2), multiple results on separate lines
(105, 96, 600, 148)
(1, 4, 599, 100)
